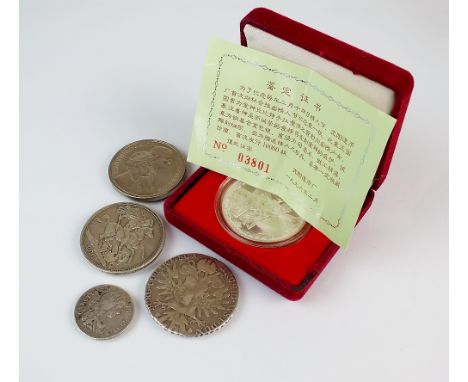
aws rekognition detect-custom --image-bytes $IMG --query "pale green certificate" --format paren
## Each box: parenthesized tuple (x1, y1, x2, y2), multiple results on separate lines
(188, 39, 395, 247)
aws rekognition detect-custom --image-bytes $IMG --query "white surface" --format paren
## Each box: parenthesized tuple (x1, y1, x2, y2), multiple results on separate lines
(20, 1, 447, 382)
(244, 25, 395, 113)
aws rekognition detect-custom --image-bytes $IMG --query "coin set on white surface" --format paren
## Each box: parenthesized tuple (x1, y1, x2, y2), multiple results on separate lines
(74, 139, 239, 339)
(75, 139, 306, 338)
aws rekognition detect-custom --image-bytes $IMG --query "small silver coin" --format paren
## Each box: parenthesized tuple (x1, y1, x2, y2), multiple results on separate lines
(145, 253, 239, 337)
(80, 202, 165, 274)
(108, 139, 186, 201)
(74, 284, 134, 339)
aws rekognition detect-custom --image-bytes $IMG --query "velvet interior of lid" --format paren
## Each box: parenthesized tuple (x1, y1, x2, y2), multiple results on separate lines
(240, 8, 414, 190)
(244, 24, 395, 114)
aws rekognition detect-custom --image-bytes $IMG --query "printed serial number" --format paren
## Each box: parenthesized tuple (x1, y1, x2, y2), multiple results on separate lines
(237, 153, 270, 173)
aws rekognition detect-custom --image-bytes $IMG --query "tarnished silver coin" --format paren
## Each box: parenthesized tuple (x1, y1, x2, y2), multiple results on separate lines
(74, 284, 134, 339)
(108, 139, 186, 201)
(215, 178, 310, 248)
(80, 202, 165, 274)
(145, 253, 239, 337)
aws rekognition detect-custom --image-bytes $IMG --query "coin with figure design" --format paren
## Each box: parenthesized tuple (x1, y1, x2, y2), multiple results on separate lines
(215, 178, 310, 247)
(108, 139, 186, 201)
(80, 202, 165, 274)
(145, 253, 239, 337)
(74, 284, 134, 339)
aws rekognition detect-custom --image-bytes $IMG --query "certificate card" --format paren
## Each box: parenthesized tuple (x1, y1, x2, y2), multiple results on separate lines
(188, 39, 395, 247)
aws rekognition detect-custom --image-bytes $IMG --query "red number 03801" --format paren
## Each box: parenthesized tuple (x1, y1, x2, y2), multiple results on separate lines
(237, 153, 270, 173)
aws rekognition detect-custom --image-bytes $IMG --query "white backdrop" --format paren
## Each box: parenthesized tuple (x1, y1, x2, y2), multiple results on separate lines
(20, 1, 447, 381)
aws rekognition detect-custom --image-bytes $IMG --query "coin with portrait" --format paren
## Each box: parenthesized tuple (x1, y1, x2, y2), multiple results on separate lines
(80, 202, 165, 274)
(215, 178, 310, 247)
(145, 253, 238, 337)
(74, 284, 134, 339)
(108, 139, 186, 201)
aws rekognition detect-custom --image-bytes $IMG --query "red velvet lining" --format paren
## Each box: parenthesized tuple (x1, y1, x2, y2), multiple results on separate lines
(165, 168, 374, 299)
(173, 170, 331, 286)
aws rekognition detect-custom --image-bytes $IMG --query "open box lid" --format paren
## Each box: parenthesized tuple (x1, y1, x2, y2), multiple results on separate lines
(240, 8, 414, 191)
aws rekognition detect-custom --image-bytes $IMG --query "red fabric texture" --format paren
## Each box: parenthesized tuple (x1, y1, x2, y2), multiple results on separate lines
(163, 8, 414, 300)
(174, 170, 330, 283)
(165, 168, 374, 299)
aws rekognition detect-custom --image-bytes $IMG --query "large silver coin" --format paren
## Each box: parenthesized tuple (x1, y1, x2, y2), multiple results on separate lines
(108, 139, 186, 201)
(80, 202, 165, 274)
(215, 178, 309, 247)
(74, 284, 134, 339)
(145, 253, 239, 337)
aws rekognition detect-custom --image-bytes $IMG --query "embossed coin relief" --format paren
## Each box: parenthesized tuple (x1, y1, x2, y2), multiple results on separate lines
(74, 284, 134, 339)
(145, 253, 239, 337)
(215, 178, 310, 247)
(109, 139, 186, 201)
(80, 202, 165, 274)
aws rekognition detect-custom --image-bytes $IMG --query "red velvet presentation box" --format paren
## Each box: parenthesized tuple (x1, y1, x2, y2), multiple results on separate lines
(164, 8, 414, 300)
